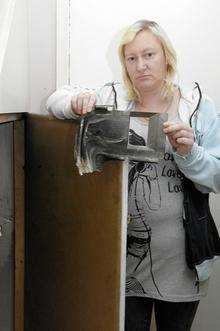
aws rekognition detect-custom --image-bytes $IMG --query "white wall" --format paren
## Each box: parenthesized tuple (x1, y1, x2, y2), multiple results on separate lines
(28, 0, 56, 114)
(0, 0, 29, 113)
(0, 0, 17, 76)
(0, 0, 57, 114)
(69, 0, 220, 110)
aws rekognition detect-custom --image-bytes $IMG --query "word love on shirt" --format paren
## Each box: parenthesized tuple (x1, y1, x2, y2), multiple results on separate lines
(162, 153, 183, 193)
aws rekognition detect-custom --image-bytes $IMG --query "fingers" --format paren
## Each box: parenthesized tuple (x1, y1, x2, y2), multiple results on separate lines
(163, 121, 194, 135)
(166, 133, 179, 149)
(71, 92, 96, 115)
(175, 137, 194, 145)
(172, 129, 194, 141)
(163, 121, 194, 155)
(163, 121, 194, 144)
(86, 94, 97, 113)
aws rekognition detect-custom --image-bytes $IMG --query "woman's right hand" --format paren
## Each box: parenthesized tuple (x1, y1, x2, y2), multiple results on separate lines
(71, 92, 97, 115)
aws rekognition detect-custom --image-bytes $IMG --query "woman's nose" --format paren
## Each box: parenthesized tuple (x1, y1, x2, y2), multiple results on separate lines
(136, 58, 148, 72)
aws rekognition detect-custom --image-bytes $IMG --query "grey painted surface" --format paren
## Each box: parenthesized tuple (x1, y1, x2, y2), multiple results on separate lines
(0, 123, 14, 330)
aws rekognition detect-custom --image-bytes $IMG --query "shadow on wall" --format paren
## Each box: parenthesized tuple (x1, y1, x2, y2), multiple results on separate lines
(105, 28, 126, 83)
(0, 0, 17, 75)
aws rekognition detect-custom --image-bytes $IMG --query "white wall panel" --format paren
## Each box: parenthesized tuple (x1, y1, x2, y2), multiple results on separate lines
(69, 0, 220, 111)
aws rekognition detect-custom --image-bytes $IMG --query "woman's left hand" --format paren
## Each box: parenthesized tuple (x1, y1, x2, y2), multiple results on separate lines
(163, 121, 195, 156)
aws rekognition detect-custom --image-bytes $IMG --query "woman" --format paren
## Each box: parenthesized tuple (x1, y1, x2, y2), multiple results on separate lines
(47, 20, 220, 331)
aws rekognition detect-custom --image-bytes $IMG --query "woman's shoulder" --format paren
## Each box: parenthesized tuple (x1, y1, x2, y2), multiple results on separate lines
(96, 81, 131, 109)
(198, 93, 218, 121)
(179, 83, 219, 122)
(97, 81, 127, 98)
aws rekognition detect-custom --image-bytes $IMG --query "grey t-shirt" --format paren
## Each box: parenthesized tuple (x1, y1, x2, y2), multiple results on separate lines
(126, 115, 208, 302)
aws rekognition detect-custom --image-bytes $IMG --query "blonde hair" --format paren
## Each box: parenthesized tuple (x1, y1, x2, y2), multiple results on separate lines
(118, 20, 177, 101)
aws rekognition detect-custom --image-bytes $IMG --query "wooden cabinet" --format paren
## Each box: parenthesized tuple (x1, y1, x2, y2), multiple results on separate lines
(25, 115, 126, 331)
(0, 114, 25, 331)
(0, 113, 125, 331)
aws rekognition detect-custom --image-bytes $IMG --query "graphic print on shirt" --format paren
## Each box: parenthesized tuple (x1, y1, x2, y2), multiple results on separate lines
(126, 129, 184, 297)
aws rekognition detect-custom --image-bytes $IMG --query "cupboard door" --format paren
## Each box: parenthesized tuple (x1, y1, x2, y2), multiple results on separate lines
(26, 115, 126, 331)
(0, 123, 14, 331)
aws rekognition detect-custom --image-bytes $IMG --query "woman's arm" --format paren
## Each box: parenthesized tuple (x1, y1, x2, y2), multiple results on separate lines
(173, 97, 220, 193)
(46, 83, 121, 119)
(46, 85, 94, 119)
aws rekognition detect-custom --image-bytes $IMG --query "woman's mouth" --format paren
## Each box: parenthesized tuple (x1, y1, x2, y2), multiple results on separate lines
(137, 75, 152, 80)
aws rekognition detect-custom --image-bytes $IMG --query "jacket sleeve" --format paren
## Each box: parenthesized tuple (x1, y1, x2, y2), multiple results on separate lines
(46, 83, 118, 120)
(174, 97, 220, 193)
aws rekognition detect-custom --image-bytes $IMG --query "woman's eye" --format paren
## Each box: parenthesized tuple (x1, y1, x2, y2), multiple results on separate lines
(127, 57, 135, 63)
(144, 52, 154, 58)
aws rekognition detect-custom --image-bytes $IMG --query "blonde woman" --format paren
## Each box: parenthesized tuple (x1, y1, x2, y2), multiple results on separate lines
(47, 20, 220, 330)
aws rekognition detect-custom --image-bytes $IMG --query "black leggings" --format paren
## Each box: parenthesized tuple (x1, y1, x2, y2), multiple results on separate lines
(125, 297, 199, 331)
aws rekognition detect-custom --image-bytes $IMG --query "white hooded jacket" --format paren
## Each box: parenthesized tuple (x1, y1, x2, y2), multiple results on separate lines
(46, 82, 220, 194)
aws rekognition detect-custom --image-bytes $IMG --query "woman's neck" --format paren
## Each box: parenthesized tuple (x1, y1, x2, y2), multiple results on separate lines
(136, 86, 176, 113)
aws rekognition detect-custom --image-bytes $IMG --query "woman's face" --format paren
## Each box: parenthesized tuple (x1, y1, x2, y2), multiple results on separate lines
(124, 29, 167, 95)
